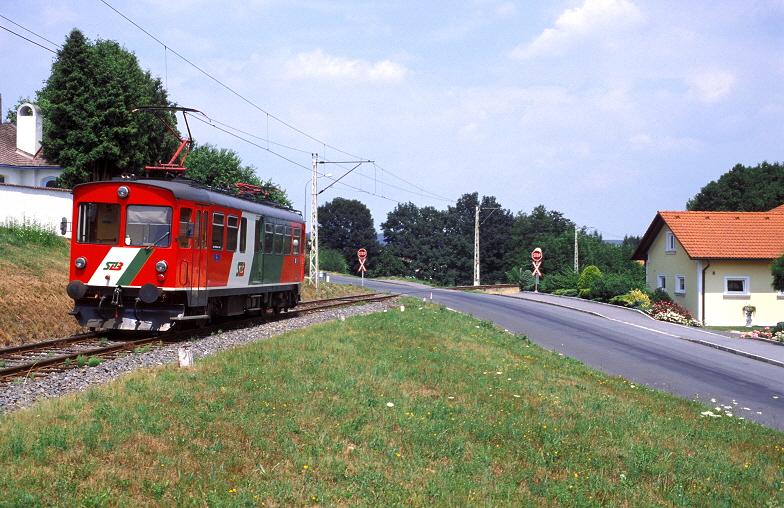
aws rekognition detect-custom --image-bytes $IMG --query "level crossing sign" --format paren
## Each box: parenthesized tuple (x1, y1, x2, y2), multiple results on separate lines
(357, 248, 367, 273)
(531, 248, 543, 277)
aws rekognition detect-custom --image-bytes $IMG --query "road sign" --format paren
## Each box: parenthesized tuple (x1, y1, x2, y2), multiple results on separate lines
(358, 248, 367, 259)
(532, 259, 542, 277)
(532, 247, 543, 262)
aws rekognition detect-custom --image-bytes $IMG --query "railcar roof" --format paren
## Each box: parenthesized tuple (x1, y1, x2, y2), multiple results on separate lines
(75, 178, 304, 222)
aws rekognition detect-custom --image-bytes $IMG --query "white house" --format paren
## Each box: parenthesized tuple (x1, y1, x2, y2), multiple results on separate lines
(0, 99, 71, 236)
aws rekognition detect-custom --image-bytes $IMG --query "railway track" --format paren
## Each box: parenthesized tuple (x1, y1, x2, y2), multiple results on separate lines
(0, 292, 397, 384)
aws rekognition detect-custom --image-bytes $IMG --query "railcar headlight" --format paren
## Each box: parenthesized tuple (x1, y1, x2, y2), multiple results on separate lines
(117, 185, 130, 199)
(74, 257, 87, 270)
(155, 260, 168, 273)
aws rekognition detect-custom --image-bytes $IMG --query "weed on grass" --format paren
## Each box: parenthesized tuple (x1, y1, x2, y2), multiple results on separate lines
(0, 299, 781, 506)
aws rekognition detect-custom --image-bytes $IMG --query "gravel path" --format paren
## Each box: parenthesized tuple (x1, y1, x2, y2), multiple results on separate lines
(0, 300, 399, 415)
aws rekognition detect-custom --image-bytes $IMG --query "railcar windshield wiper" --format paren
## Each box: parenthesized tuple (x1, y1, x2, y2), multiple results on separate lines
(145, 231, 170, 250)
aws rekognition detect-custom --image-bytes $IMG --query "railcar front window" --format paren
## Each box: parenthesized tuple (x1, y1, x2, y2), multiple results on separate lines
(125, 205, 172, 247)
(77, 203, 121, 244)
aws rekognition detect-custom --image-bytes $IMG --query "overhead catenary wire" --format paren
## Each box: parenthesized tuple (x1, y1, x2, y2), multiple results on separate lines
(97, 0, 457, 207)
(5, 3, 457, 208)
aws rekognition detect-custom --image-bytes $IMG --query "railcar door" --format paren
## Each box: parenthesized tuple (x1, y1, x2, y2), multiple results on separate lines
(191, 204, 210, 306)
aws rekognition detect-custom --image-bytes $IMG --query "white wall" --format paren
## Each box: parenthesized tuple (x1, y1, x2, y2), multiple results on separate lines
(0, 184, 72, 238)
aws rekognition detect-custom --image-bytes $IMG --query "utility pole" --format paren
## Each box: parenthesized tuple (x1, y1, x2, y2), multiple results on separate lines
(309, 154, 320, 297)
(473, 205, 501, 286)
(307, 155, 373, 298)
(473, 205, 480, 286)
(574, 228, 579, 273)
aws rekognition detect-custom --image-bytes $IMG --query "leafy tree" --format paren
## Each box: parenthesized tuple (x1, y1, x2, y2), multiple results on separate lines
(37, 29, 178, 188)
(772, 254, 784, 292)
(183, 142, 291, 208)
(686, 161, 784, 211)
(382, 202, 448, 283)
(318, 197, 380, 273)
(4, 96, 33, 124)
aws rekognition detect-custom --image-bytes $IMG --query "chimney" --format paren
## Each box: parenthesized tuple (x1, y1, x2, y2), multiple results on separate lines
(16, 103, 43, 156)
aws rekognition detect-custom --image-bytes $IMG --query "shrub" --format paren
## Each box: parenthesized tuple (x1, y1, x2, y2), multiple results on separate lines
(610, 289, 651, 309)
(320, 248, 348, 274)
(650, 287, 672, 303)
(505, 268, 536, 291)
(542, 269, 580, 293)
(647, 301, 701, 326)
(577, 266, 602, 295)
(589, 273, 644, 303)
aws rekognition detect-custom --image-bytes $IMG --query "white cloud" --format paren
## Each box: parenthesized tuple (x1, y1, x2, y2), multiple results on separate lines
(285, 49, 407, 82)
(511, 0, 643, 59)
(685, 68, 736, 103)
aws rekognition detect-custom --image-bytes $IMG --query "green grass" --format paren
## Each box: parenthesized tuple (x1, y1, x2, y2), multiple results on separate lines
(0, 299, 782, 506)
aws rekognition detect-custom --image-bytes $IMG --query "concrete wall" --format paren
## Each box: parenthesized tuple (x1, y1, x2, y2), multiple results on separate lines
(0, 183, 72, 238)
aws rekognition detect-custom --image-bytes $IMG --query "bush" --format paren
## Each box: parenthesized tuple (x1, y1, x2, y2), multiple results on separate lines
(541, 269, 580, 293)
(320, 248, 348, 273)
(610, 289, 651, 309)
(506, 268, 536, 291)
(650, 287, 672, 303)
(577, 266, 602, 296)
(647, 300, 701, 326)
(589, 273, 644, 303)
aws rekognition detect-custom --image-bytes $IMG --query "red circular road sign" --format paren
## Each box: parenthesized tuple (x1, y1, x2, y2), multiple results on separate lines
(532, 248, 543, 261)
(358, 248, 368, 259)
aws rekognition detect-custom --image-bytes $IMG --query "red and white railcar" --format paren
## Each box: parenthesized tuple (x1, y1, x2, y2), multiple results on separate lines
(66, 177, 306, 331)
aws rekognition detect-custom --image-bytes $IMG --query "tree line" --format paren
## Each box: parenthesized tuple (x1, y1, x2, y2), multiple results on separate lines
(318, 195, 643, 288)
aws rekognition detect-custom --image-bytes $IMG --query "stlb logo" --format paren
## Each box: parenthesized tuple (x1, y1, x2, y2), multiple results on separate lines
(236, 262, 246, 277)
(104, 261, 124, 271)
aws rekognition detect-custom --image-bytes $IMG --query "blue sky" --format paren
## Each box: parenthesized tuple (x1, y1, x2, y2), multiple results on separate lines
(2, 0, 782, 240)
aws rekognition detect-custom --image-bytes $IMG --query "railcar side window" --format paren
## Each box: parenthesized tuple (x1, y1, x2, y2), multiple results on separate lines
(125, 205, 172, 247)
(240, 217, 247, 253)
(212, 213, 224, 250)
(179, 208, 193, 248)
(264, 223, 274, 254)
(254, 219, 262, 253)
(274, 224, 284, 254)
(76, 203, 121, 245)
(284, 226, 292, 255)
(226, 215, 239, 252)
(293, 227, 301, 255)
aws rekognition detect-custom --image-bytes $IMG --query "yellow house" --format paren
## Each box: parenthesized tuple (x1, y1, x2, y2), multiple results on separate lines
(632, 205, 784, 327)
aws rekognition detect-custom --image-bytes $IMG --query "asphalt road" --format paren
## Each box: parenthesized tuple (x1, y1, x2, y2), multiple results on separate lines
(330, 275, 784, 430)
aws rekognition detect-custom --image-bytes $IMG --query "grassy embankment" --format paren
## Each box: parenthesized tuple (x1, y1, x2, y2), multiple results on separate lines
(1, 221, 783, 505)
(0, 219, 84, 345)
(0, 296, 782, 505)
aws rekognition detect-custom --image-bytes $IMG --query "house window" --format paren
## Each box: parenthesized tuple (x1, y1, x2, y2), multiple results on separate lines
(0, 175, 6, 183)
(724, 276, 750, 295)
(657, 275, 666, 290)
(675, 275, 685, 295)
(42, 176, 57, 187)
(665, 231, 676, 254)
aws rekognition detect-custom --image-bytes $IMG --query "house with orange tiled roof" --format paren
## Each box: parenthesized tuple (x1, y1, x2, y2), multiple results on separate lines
(632, 205, 784, 327)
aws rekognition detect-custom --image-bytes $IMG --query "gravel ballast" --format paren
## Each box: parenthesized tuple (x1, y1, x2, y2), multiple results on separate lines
(0, 300, 399, 415)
